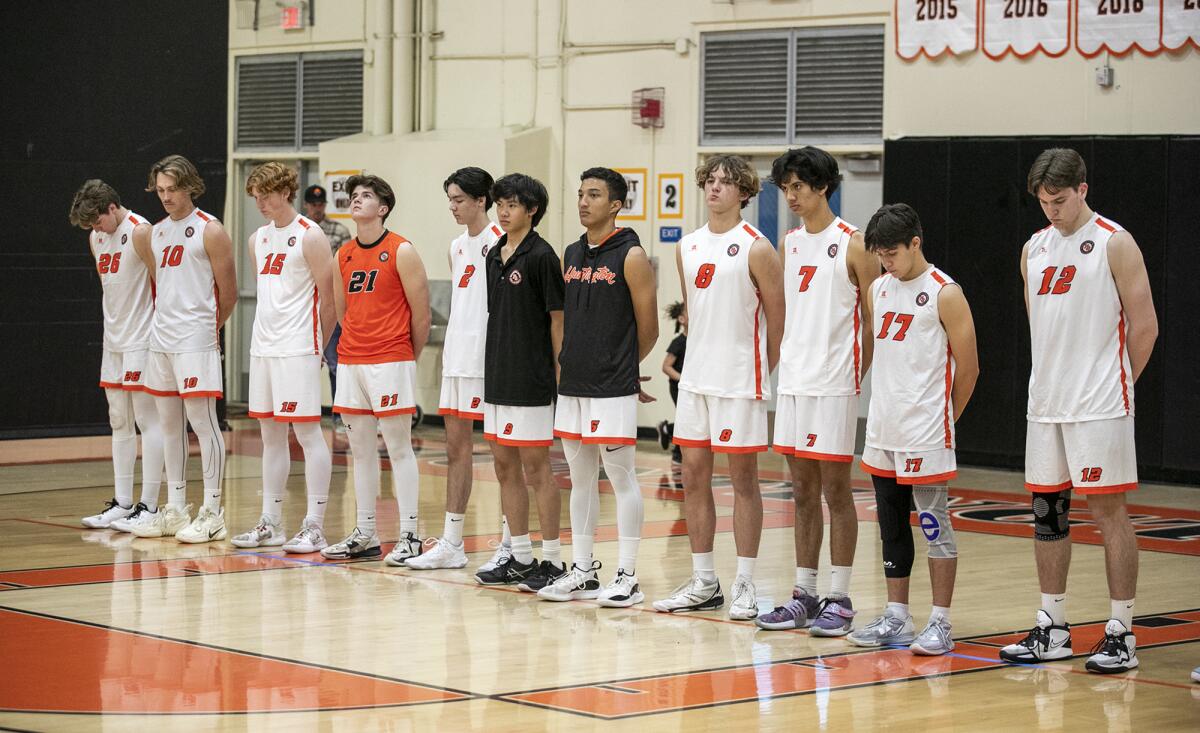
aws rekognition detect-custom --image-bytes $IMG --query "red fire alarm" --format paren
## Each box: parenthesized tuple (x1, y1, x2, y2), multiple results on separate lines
(281, 5, 304, 30)
(632, 88, 665, 129)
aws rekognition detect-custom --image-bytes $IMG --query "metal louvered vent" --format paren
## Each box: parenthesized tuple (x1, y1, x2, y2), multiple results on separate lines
(701, 33, 790, 145)
(236, 57, 298, 149)
(700, 25, 883, 146)
(301, 54, 363, 149)
(235, 52, 363, 151)
(794, 26, 884, 142)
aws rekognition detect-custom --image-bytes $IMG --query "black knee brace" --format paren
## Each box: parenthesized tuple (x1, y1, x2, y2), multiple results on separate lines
(1033, 490, 1071, 542)
(873, 474, 914, 578)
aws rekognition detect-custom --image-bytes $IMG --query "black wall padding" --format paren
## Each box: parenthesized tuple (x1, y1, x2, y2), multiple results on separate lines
(884, 136, 1195, 485)
(0, 2, 229, 437)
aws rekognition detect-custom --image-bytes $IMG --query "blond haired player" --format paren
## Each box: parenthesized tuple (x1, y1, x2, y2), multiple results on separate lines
(129, 155, 236, 543)
(69, 180, 163, 531)
(231, 162, 336, 553)
(653, 155, 785, 620)
(1000, 148, 1158, 675)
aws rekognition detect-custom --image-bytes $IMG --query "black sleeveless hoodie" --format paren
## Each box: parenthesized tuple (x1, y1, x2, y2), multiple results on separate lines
(557, 227, 642, 397)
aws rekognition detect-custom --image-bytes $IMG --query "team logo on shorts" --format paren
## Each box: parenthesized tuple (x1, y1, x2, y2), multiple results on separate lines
(509, 270, 523, 285)
(590, 419, 600, 433)
(726, 244, 740, 257)
(121, 234, 128, 244)
(470, 397, 481, 409)
(185, 226, 195, 237)
(287, 236, 297, 247)
(379, 252, 390, 262)
(916, 292, 929, 306)
(503, 423, 514, 435)
(1080, 239, 1095, 254)
(827, 243, 839, 258)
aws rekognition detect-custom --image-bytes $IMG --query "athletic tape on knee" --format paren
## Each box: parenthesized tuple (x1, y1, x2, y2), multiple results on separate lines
(1032, 490, 1071, 542)
(913, 485, 957, 559)
(872, 475, 914, 578)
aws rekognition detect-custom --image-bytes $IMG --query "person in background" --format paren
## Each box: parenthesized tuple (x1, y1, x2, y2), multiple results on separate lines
(304, 184, 352, 430)
(658, 301, 687, 463)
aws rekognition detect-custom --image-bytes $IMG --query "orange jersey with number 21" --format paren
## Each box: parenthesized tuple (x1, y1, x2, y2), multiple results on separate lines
(337, 231, 414, 364)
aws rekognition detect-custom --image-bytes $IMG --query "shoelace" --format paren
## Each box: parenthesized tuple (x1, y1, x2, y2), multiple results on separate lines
(1020, 624, 1051, 650)
(99, 498, 120, 513)
(296, 526, 322, 543)
(124, 503, 148, 521)
(923, 621, 951, 649)
(1089, 630, 1127, 657)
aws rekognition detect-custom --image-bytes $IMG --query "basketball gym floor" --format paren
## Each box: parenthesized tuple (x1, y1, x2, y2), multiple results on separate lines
(0, 418, 1197, 731)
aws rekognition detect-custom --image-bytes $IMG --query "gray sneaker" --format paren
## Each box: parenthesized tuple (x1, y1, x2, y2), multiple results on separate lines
(847, 611, 916, 648)
(910, 617, 955, 656)
(809, 596, 857, 637)
(755, 588, 820, 630)
(652, 573, 724, 613)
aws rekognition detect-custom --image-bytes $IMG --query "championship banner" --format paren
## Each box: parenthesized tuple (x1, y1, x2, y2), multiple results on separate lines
(895, 0, 979, 59)
(982, 0, 1070, 59)
(1076, 0, 1162, 57)
(1162, 0, 1200, 51)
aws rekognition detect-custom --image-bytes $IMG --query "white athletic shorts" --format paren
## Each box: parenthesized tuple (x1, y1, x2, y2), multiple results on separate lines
(861, 445, 957, 485)
(439, 376, 485, 421)
(249, 354, 322, 423)
(1025, 417, 1137, 495)
(144, 350, 223, 399)
(673, 389, 768, 454)
(554, 394, 638, 446)
(333, 361, 416, 418)
(484, 402, 554, 447)
(99, 348, 148, 391)
(773, 393, 858, 462)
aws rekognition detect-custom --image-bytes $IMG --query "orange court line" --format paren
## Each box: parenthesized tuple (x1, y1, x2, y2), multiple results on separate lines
(497, 611, 1200, 719)
(0, 606, 473, 714)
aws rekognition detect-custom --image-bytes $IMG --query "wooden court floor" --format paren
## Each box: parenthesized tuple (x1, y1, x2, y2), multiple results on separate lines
(0, 418, 1197, 731)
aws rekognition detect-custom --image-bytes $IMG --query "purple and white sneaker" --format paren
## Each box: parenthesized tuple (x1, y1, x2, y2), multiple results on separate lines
(809, 596, 856, 637)
(755, 588, 820, 630)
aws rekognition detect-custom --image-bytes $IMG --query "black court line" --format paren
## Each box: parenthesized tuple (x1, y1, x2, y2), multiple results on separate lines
(486, 608, 1200, 720)
(0, 604, 480, 716)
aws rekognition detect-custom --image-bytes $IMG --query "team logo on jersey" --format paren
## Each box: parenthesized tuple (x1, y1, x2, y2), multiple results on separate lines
(726, 244, 740, 257)
(509, 270, 522, 285)
(481, 243, 490, 256)
(287, 236, 297, 247)
(916, 292, 929, 306)
(121, 234, 128, 244)
(1080, 239, 1095, 254)
(379, 251, 390, 262)
(185, 226, 195, 237)
(827, 243, 838, 258)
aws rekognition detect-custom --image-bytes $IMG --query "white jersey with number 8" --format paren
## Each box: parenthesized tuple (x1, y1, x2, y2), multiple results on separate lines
(678, 220, 769, 400)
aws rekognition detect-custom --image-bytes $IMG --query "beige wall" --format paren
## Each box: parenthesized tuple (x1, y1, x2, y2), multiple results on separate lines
(226, 0, 1199, 422)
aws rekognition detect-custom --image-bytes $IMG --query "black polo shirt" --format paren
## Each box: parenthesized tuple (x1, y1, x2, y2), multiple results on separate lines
(484, 230, 564, 406)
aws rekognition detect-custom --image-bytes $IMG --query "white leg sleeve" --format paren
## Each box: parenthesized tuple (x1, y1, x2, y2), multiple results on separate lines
(379, 415, 419, 535)
(564, 440, 600, 567)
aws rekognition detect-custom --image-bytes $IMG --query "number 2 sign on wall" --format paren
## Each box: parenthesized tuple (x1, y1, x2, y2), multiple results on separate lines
(658, 173, 683, 220)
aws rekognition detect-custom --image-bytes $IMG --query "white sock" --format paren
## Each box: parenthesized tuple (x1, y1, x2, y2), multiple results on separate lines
(293, 421, 331, 527)
(601, 444, 644, 572)
(542, 538, 562, 565)
(379, 416, 419, 536)
(345, 415, 380, 535)
(829, 565, 852, 599)
(693, 552, 716, 581)
(501, 515, 511, 545)
(107, 388, 136, 507)
(444, 512, 465, 545)
(157, 395, 188, 509)
(795, 566, 819, 597)
(1041, 593, 1067, 626)
(617, 536, 639, 575)
(511, 534, 534, 564)
(1111, 598, 1134, 629)
(132, 391, 163, 510)
(886, 601, 910, 619)
(930, 605, 951, 624)
(736, 556, 756, 580)
(564, 440, 599, 568)
(183, 397, 224, 513)
(259, 419, 289, 523)
(168, 481, 187, 510)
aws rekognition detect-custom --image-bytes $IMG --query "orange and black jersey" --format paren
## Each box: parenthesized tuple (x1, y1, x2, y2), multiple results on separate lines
(337, 230, 414, 364)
